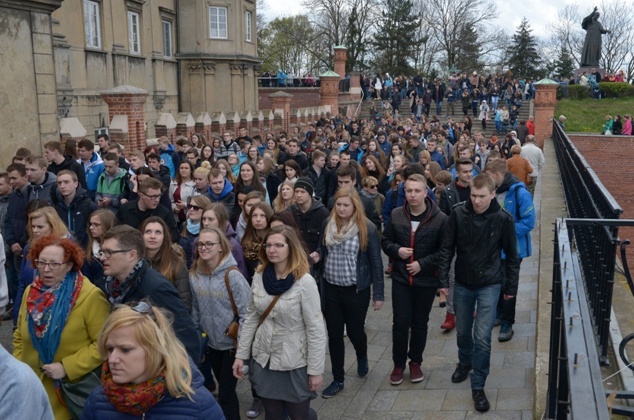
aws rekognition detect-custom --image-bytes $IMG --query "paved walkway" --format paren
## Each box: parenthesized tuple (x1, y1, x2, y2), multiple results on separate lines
(236, 180, 544, 419)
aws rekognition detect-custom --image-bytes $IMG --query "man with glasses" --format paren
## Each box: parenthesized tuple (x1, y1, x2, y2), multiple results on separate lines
(116, 178, 178, 242)
(96, 225, 200, 364)
(217, 131, 240, 160)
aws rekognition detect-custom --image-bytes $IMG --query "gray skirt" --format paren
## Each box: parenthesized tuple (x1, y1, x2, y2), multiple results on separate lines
(249, 360, 317, 403)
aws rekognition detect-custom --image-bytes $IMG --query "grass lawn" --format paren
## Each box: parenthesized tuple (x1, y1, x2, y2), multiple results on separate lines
(555, 96, 634, 133)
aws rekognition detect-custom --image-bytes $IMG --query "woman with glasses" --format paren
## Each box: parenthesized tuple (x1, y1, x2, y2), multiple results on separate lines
(13, 204, 70, 325)
(179, 195, 213, 268)
(14, 236, 110, 419)
(201, 203, 248, 278)
(233, 225, 326, 420)
(81, 302, 224, 419)
(190, 227, 250, 420)
(83, 209, 118, 283)
(140, 216, 192, 312)
(170, 161, 197, 229)
(309, 188, 384, 399)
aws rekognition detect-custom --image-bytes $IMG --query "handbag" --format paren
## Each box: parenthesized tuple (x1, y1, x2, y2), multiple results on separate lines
(224, 267, 241, 348)
(58, 365, 102, 420)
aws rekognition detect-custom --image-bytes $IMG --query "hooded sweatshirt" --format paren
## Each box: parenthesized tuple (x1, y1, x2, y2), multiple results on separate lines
(27, 172, 57, 204)
(53, 186, 98, 247)
(190, 254, 251, 351)
(78, 152, 104, 195)
(48, 155, 87, 189)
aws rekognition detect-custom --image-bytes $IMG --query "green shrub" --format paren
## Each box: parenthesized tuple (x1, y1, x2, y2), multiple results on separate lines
(598, 82, 634, 98)
(556, 85, 564, 100)
(568, 85, 591, 100)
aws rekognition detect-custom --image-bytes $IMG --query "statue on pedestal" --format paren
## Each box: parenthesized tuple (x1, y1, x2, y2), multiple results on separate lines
(581, 7, 611, 67)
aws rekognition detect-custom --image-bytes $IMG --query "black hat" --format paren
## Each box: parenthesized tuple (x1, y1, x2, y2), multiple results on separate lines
(294, 177, 314, 196)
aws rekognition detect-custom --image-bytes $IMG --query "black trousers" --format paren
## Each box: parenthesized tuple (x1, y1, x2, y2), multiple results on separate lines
(323, 281, 370, 383)
(207, 347, 241, 420)
(391, 281, 436, 368)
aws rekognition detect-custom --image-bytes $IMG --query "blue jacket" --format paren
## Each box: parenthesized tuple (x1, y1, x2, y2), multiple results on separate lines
(161, 144, 180, 179)
(81, 360, 224, 419)
(79, 152, 105, 196)
(382, 183, 437, 223)
(378, 139, 392, 156)
(316, 219, 384, 302)
(499, 177, 535, 259)
(3, 186, 29, 248)
(53, 187, 98, 248)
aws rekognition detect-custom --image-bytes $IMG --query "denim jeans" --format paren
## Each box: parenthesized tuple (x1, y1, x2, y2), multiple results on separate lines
(454, 282, 501, 389)
(323, 281, 370, 382)
(435, 101, 443, 115)
(392, 281, 437, 368)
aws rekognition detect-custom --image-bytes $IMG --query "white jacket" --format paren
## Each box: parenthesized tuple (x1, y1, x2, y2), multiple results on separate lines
(236, 272, 326, 375)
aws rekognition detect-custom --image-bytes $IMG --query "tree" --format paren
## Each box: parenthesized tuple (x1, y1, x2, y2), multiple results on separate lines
(553, 45, 575, 79)
(372, 0, 420, 75)
(454, 23, 485, 75)
(598, 1, 634, 75)
(506, 18, 541, 78)
(258, 15, 319, 75)
(424, 0, 497, 71)
(547, 5, 583, 68)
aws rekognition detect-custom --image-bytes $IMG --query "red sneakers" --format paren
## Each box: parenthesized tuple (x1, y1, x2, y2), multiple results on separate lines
(441, 313, 456, 330)
(390, 366, 404, 385)
(409, 362, 424, 383)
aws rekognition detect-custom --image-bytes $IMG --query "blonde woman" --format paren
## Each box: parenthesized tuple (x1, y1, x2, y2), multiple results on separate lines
(81, 302, 224, 418)
(310, 188, 384, 398)
(273, 180, 295, 212)
(234, 226, 326, 419)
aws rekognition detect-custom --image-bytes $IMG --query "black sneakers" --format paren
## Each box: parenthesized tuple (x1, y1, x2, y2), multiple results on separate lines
(451, 363, 472, 383)
(472, 389, 490, 412)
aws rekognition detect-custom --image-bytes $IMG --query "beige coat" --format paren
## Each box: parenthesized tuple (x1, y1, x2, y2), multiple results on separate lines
(236, 272, 326, 375)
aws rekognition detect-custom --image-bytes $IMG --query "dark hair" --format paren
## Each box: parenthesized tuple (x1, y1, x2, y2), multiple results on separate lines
(7, 163, 26, 176)
(103, 225, 145, 259)
(78, 139, 95, 151)
(335, 164, 356, 181)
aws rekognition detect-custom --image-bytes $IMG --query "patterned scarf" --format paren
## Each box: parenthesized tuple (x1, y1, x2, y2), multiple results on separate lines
(324, 218, 360, 248)
(26, 271, 83, 364)
(101, 361, 167, 416)
(105, 260, 144, 304)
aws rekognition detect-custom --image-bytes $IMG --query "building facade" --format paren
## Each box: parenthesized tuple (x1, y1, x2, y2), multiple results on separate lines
(0, 0, 258, 166)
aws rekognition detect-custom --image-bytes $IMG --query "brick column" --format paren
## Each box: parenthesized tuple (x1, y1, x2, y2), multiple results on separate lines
(269, 91, 294, 134)
(195, 112, 212, 143)
(349, 71, 362, 101)
(334, 46, 347, 81)
(100, 85, 149, 151)
(176, 112, 196, 139)
(319, 71, 340, 115)
(533, 78, 559, 149)
(155, 113, 177, 142)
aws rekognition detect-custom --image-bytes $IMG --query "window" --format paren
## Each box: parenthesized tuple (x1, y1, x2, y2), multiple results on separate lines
(245, 11, 252, 42)
(83, 0, 101, 49)
(128, 11, 141, 55)
(162, 20, 173, 58)
(209, 6, 228, 39)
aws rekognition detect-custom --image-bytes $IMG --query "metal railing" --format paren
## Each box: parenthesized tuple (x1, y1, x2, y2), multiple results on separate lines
(552, 123, 623, 365)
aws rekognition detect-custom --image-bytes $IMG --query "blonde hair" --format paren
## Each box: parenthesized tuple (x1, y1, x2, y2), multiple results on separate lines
(98, 304, 194, 399)
(329, 188, 368, 251)
(28, 207, 69, 241)
(273, 180, 295, 212)
(256, 225, 309, 279)
(190, 227, 231, 275)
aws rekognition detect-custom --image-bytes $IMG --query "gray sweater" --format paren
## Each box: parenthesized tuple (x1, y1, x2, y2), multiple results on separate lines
(190, 254, 250, 351)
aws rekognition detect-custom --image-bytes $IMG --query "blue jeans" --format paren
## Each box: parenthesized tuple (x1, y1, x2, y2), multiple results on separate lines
(435, 101, 443, 115)
(454, 282, 501, 389)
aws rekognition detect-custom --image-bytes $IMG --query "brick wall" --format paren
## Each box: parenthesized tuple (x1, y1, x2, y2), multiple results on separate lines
(569, 134, 634, 262)
(258, 88, 320, 109)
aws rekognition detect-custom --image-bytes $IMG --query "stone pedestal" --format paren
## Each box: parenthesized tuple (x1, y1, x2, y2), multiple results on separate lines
(334, 46, 347, 81)
(176, 112, 195, 139)
(319, 71, 340, 116)
(268, 91, 293, 133)
(155, 113, 177, 142)
(349, 71, 362, 101)
(100, 85, 149, 151)
(533, 79, 559, 149)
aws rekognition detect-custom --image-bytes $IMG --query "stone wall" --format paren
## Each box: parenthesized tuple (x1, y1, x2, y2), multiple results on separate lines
(0, 1, 63, 165)
(258, 88, 321, 109)
(568, 134, 634, 262)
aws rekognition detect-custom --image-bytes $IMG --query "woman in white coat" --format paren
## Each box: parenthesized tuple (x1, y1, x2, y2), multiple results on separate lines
(233, 225, 326, 420)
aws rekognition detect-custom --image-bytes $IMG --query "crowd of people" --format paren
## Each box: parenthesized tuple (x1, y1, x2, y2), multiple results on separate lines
(0, 108, 545, 417)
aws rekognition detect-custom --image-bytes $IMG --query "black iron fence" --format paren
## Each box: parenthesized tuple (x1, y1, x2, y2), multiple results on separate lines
(546, 124, 634, 418)
(552, 123, 622, 365)
(339, 77, 350, 93)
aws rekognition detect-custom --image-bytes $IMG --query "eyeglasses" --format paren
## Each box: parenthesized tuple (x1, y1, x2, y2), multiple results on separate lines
(197, 242, 219, 249)
(263, 243, 289, 250)
(188, 204, 202, 211)
(98, 249, 131, 259)
(141, 193, 161, 200)
(34, 260, 68, 270)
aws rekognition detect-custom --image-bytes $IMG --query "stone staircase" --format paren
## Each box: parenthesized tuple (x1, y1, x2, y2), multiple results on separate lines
(358, 98, 532, 138)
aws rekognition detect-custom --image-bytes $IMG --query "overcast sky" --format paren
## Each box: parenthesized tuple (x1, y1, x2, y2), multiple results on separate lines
(261, 0, 600, 41)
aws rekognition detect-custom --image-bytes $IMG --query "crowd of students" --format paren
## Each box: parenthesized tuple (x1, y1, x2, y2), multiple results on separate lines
(0, 109, 543, 417)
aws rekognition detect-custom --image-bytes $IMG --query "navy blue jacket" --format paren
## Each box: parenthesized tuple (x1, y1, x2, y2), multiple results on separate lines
(81, 361, 224, 419)
(53, 187, 98, 248)
(3, 186, 29, 249)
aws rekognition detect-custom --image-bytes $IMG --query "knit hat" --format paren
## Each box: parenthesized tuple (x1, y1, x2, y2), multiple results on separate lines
(294, 177, 314, 196)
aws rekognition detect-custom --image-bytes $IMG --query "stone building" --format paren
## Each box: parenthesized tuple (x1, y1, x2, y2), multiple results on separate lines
(0, 0, 258, 166)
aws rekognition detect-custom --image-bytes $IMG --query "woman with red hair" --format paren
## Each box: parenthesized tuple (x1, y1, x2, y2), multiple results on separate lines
(13, 236, 110, 419)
